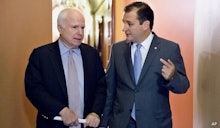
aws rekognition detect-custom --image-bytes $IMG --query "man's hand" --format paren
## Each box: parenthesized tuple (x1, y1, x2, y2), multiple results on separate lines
(59, 107, 79, 127)
(160, 58, 175, 80)
(84, 112, 100, 128)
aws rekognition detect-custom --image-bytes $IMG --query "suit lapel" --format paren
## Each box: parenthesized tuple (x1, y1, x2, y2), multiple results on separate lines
(124, 42, 136, 88)
(78, 44, 89, 100)
(138, 36, 160, 84)
(48, 41, 68, 98)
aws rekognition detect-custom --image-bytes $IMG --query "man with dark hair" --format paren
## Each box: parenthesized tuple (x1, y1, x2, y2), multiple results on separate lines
(101, 2, 189, 128)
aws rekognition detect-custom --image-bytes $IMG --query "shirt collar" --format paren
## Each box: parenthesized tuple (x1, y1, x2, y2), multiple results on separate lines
(58, 39, 81, 55)
(141, 33, 154, 49)
(133, 32, 154, 50)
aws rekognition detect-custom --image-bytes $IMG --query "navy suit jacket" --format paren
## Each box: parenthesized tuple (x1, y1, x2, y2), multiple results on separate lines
(25, 41, 106, 128)
(101, 34, 189, 128)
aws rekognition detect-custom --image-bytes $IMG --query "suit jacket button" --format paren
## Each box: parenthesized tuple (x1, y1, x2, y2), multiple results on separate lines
(42, 115, 48, 120)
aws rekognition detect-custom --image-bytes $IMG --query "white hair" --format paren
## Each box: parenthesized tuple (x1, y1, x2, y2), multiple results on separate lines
(57, 8, 83, 27)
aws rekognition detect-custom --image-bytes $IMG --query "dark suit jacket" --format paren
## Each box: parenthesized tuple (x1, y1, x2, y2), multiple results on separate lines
(101, 34, 190, 128)
(25, 41, 106, 128)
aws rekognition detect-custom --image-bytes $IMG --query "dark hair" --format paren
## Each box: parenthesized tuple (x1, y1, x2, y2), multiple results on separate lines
(124, 2, 154, 30)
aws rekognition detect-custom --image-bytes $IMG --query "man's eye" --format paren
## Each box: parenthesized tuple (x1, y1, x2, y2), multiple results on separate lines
(127, 22, 133, 26)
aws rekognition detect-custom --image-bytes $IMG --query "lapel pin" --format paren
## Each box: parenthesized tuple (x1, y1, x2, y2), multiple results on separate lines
(154, 47, 158, 50)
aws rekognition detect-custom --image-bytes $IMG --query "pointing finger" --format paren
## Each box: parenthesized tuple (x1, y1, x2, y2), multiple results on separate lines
(160, 58, 174, 67)
(167, 59, 174, 66)
(160, 58, 168, 65)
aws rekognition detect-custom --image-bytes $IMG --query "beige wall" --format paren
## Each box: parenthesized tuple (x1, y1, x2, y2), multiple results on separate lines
(113, 0, 125, 42)
(194, 0, 220, 127)
(0, 0, 52, 127)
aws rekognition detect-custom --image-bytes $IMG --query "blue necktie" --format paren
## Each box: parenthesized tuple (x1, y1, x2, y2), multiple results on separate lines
(134, 44, 142, 84)
(131, 44, 142, 120)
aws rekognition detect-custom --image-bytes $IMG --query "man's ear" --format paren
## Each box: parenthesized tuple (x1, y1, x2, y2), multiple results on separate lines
(57, 25, 63, 33)
(142, 20, 150, 30)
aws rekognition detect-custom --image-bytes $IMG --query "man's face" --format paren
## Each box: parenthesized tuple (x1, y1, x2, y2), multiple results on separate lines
(122, 10, 146, 43)
(59, 12, 85, 48)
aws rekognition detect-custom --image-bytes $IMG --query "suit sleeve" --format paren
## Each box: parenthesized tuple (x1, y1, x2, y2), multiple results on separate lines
(100, 44, 117, 126)
(165, 44, 190, 93)
(25, 49, 66, 119)
(90, 51, 107, 116)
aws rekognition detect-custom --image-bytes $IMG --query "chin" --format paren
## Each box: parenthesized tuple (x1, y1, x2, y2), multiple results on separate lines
(74, 41, 81, 45)
(126, 37, 133, 42)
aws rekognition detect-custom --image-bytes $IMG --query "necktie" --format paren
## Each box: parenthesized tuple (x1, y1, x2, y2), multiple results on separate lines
(67, 49, 81, 128)
(134, 44, 142, 84)
(131, 44, 142, 120)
